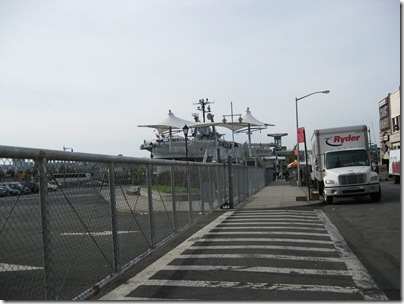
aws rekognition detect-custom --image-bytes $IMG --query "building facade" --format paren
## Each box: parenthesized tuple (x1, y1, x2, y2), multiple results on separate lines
(379, 87, 400, 164)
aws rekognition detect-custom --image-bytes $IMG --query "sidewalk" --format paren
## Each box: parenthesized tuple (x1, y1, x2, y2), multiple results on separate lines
(237, 179, 322, 210)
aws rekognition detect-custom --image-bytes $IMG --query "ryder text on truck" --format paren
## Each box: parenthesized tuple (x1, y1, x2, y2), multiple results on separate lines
(311, 125, 381, 204)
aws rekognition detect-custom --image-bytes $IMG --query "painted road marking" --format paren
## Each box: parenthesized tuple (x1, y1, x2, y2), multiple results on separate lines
(100, 209, 387, 300)
(189, 244, 336, 252)
(143, 279, 360, 294)
(315, 210, 388, 300)
(194, 237, 334, 244)
(206, 231, 329, 237)
(175, 253, 343, 262)
(100, 211, 234, 300)
(225, 218, 323, 223)
(0, 263, 43, 272)
(230, 214, 318, 219)
(60, 230, 137, 236)
(215, 225, 327, 231)
(193, 237, 334, 244)
(163, 264, 352, 276)
(217, 221, 324, 226)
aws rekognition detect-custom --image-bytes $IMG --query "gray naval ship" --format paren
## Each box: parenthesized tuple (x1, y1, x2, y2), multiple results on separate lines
(139, 99, 275, 164)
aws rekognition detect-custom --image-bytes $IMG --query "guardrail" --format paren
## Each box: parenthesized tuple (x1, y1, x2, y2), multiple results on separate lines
(0, 145, 265, 300)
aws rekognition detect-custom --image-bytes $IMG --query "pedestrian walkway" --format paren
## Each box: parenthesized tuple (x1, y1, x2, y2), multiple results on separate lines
(99, 180, 387, 301)
(238, 180, 322, 210)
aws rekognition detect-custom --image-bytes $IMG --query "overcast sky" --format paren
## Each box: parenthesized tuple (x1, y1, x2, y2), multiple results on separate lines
(0, 0, 400, 158)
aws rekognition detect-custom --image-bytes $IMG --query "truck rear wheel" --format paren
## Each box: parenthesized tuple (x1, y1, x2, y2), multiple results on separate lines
(370, 186, 381, 202)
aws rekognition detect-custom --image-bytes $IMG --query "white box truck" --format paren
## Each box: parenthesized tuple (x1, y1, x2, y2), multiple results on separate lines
(388, 149, 400, 184)
(311, 125, 381, 204)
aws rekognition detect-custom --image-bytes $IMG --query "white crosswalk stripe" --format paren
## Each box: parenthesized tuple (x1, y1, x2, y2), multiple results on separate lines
(163, 264, 353, 276)
(189, 245, 336, 252)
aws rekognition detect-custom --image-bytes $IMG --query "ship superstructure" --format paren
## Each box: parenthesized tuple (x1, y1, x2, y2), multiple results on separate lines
(139, 101, 275, 164)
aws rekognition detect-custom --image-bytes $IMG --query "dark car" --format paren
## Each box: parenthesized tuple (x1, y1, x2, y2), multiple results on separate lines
(26, 182, 40, 193)
(85, 180, 105, 188)
(0, 187, 8, 197)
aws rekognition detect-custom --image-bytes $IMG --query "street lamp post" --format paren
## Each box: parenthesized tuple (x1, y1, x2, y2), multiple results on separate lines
(183, 124, 189, 161)
(295, 90, 330, 187)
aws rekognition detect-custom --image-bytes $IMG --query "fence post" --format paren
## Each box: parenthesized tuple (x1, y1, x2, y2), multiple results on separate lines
(187, 164, 193, 222)
(38, 158, 55, 300)
(108, 163, 120, 273)
(213, 165, 220, 207)
(227, 156, 234, 209)
(208, 166, 213, 211)
(236, 166, 241, 204)
(199, 167, 204, 215)
(222, 162, 227, 205)
(146, 164, 156, 248)
(170, 165, 178, 233)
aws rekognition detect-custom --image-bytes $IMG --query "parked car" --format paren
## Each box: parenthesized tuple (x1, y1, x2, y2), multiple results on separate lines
(26, 182, 40, 193)
(85, 180, 104, 188)
(0, 184, 20, 196)
(4, 182, 31, 194)
(47, 183, 59, 191)
(0, 187, 7, 197)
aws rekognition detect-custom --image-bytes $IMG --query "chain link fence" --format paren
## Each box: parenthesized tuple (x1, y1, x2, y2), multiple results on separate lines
(0, 145, 265, 300)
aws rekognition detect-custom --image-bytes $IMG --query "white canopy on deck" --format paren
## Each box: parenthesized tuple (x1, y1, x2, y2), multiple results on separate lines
(189, 107, 274, 132)
(188, 107, 275, 157)
(138, 110, 194, 135)
(235, 107, 275, 133)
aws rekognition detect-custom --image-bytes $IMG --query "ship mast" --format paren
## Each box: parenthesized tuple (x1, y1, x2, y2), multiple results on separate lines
(222, 102, 243, 157)
(193, 98, 219, 158)
(193, 98, 214, 122)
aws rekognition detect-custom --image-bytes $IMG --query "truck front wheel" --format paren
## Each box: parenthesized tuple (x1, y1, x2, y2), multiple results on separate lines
(370, 186, 381, 202)
(323, 192, 333, 204)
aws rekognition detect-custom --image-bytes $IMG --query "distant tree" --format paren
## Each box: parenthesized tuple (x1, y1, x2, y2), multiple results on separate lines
(285, 151, 295, 165)
(6, 169, 15, 178)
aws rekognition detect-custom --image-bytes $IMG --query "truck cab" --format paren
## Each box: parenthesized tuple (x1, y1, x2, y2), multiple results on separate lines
(321, 148, 380, 204)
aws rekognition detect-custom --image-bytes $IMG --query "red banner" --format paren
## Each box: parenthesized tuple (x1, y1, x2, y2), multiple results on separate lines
(297, 127, 305, 143)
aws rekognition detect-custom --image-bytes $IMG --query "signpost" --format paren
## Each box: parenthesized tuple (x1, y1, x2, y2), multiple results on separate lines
(297, 127, 311, 200)
(297, 127, 305, 143)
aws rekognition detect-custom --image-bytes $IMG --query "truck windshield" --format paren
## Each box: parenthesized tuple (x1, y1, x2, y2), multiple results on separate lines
(325, 150, 369, 169)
